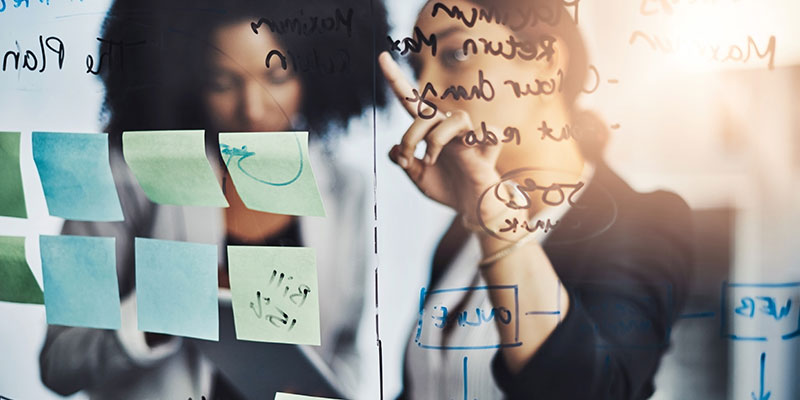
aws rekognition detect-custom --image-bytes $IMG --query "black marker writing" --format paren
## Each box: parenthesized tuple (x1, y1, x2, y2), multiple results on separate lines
(497, 178, 584, 210)
(86, 37, 146, 75)
(251, 8, 354, 38)
(504, 68, 564, 97)
(499, 217, 559, 234)
(629, 31, 776, 70)
(387, 26, 437, 57)
(441, 69, 495, 101)
(430, 0, 581, 30)
(462, 34, 555, 62)
(264, 47, 350, 74)
(2, 35, 64, 73)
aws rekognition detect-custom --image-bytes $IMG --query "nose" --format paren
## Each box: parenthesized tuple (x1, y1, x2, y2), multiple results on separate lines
(240, 80, 294, 131)
(240, 82, 270, 129)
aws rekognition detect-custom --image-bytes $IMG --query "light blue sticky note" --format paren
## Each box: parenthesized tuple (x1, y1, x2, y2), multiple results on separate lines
(135, 237, 218, 341)
(274, 393, 342, 400)
(32, 131, 124, 221)
(40, 235, 121, 329)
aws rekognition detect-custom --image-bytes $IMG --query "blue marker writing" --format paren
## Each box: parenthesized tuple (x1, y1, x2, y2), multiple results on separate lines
(220, 133, 303, 186)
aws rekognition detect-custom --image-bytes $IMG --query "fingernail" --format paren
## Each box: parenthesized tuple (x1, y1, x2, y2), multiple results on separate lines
(398, 156, 409, 168)
(423, 154, 432, 165)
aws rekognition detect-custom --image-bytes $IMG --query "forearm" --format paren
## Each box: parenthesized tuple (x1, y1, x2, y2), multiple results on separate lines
(39, 293, 182, 395)
(478, 232, 569, 374)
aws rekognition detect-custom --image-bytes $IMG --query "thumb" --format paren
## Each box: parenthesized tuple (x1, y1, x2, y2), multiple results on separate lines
(390, 144, 426, 185)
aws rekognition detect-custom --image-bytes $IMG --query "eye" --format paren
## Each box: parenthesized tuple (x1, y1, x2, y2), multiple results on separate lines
(208, 71, 238, 92)
(440, 47, 469, 69)
(265, 66, 295, 85)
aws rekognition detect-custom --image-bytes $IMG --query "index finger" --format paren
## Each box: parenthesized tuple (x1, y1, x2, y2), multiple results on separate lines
(378, 51, 436, 118)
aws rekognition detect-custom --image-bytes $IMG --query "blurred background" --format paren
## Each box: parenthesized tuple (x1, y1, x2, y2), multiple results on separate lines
(1, 0, 798, 399)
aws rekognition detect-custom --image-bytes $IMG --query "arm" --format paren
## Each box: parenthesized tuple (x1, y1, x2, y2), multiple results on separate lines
(38, 151, 183, 395)
(379, 52, 691, 399)
(489, 192, 692, 399)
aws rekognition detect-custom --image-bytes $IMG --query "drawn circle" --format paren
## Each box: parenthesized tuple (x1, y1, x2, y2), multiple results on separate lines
(237, 134, 304, 186)
(476, 166, 618, 245)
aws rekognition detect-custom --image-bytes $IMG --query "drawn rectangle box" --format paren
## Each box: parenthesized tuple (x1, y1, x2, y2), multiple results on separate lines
(571, 280, 674, 350)
(414, 285, 520, 350)
(720, 281, 800, 341)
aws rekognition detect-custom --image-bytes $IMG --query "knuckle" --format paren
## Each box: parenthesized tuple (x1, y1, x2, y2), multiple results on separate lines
(429, 136, 446, 148)
(452, 110, 469, 121)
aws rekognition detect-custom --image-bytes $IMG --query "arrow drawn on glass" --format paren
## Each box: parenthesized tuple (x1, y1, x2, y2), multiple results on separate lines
(751, 352, 771, 400)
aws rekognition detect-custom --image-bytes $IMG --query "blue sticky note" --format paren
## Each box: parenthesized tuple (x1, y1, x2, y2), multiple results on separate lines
(135, 238, 218, 341)
(40, 235, 121, 329)
(32, 132, 124, 221)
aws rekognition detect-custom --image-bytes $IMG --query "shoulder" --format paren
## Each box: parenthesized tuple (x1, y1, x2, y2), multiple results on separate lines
(593, 163, 691, 233)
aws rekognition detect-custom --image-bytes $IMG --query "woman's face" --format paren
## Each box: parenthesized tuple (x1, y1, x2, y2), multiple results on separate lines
(413, 0, 573, 170)
(204, 20, 302, 132)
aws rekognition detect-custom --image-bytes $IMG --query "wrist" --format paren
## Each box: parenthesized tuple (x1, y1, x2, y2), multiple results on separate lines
(457, 172, 501, 217)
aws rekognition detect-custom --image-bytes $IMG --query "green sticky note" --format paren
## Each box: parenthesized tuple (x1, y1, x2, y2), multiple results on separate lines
(0, 132, 27, 218)
(0, 236, 43, 304)
(228, 246, 320, 345)
(135, 237, 219, 341)
(40, 235, 121, 329)
(123, 130, 229, 207)
(220, 132, 324, 216)
(274, 393, 341, 400)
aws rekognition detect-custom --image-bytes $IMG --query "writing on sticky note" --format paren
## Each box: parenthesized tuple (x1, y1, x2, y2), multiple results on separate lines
(228, 246, 320, 345)
(220, 131, 324, 216)
(0, 131, 27, 218)
(135, 237, 219, 341)
(32, 131, 124, 221)
(40, 235, 121, 329)
(123, 130, 228, 207)
(274, 393, 342, 400)
(0, 236, 43, 304)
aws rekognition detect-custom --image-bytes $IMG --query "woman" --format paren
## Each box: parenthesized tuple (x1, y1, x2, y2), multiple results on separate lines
(381, 0, 692, 398)
(38, 0, 388, 398)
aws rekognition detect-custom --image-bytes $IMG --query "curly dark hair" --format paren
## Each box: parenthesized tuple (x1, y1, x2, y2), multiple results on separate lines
(97, 0, 389, 146)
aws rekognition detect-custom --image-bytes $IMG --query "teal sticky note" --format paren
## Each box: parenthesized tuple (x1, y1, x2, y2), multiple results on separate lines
(228, 246, 320, 345)
(40, 235, 121, 329)
(220, 132, 324, 216)
(123, 130, 229, 207)
(274, 393, 342, 400)
(0, 131, 27, 218)
(135, 237, 218, 341)
(0, 236, 44, 304)
(32, 131, 124, 221)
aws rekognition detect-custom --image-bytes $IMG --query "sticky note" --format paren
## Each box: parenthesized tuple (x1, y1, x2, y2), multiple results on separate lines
(32, 132, 124, 221)
(123, 130, 228, 207)
(135, 237, 218, 341)
(274, 393, 341, 400)
(40, 235, 121, 329)
(228, 246, 320, 345)
(0, 131, 27, 218)
(0, 236, 43, 304)
(220, 132, 324, 216)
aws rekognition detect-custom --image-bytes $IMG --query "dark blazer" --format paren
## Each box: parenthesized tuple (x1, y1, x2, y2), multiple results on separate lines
(400, 161, 693, 400)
